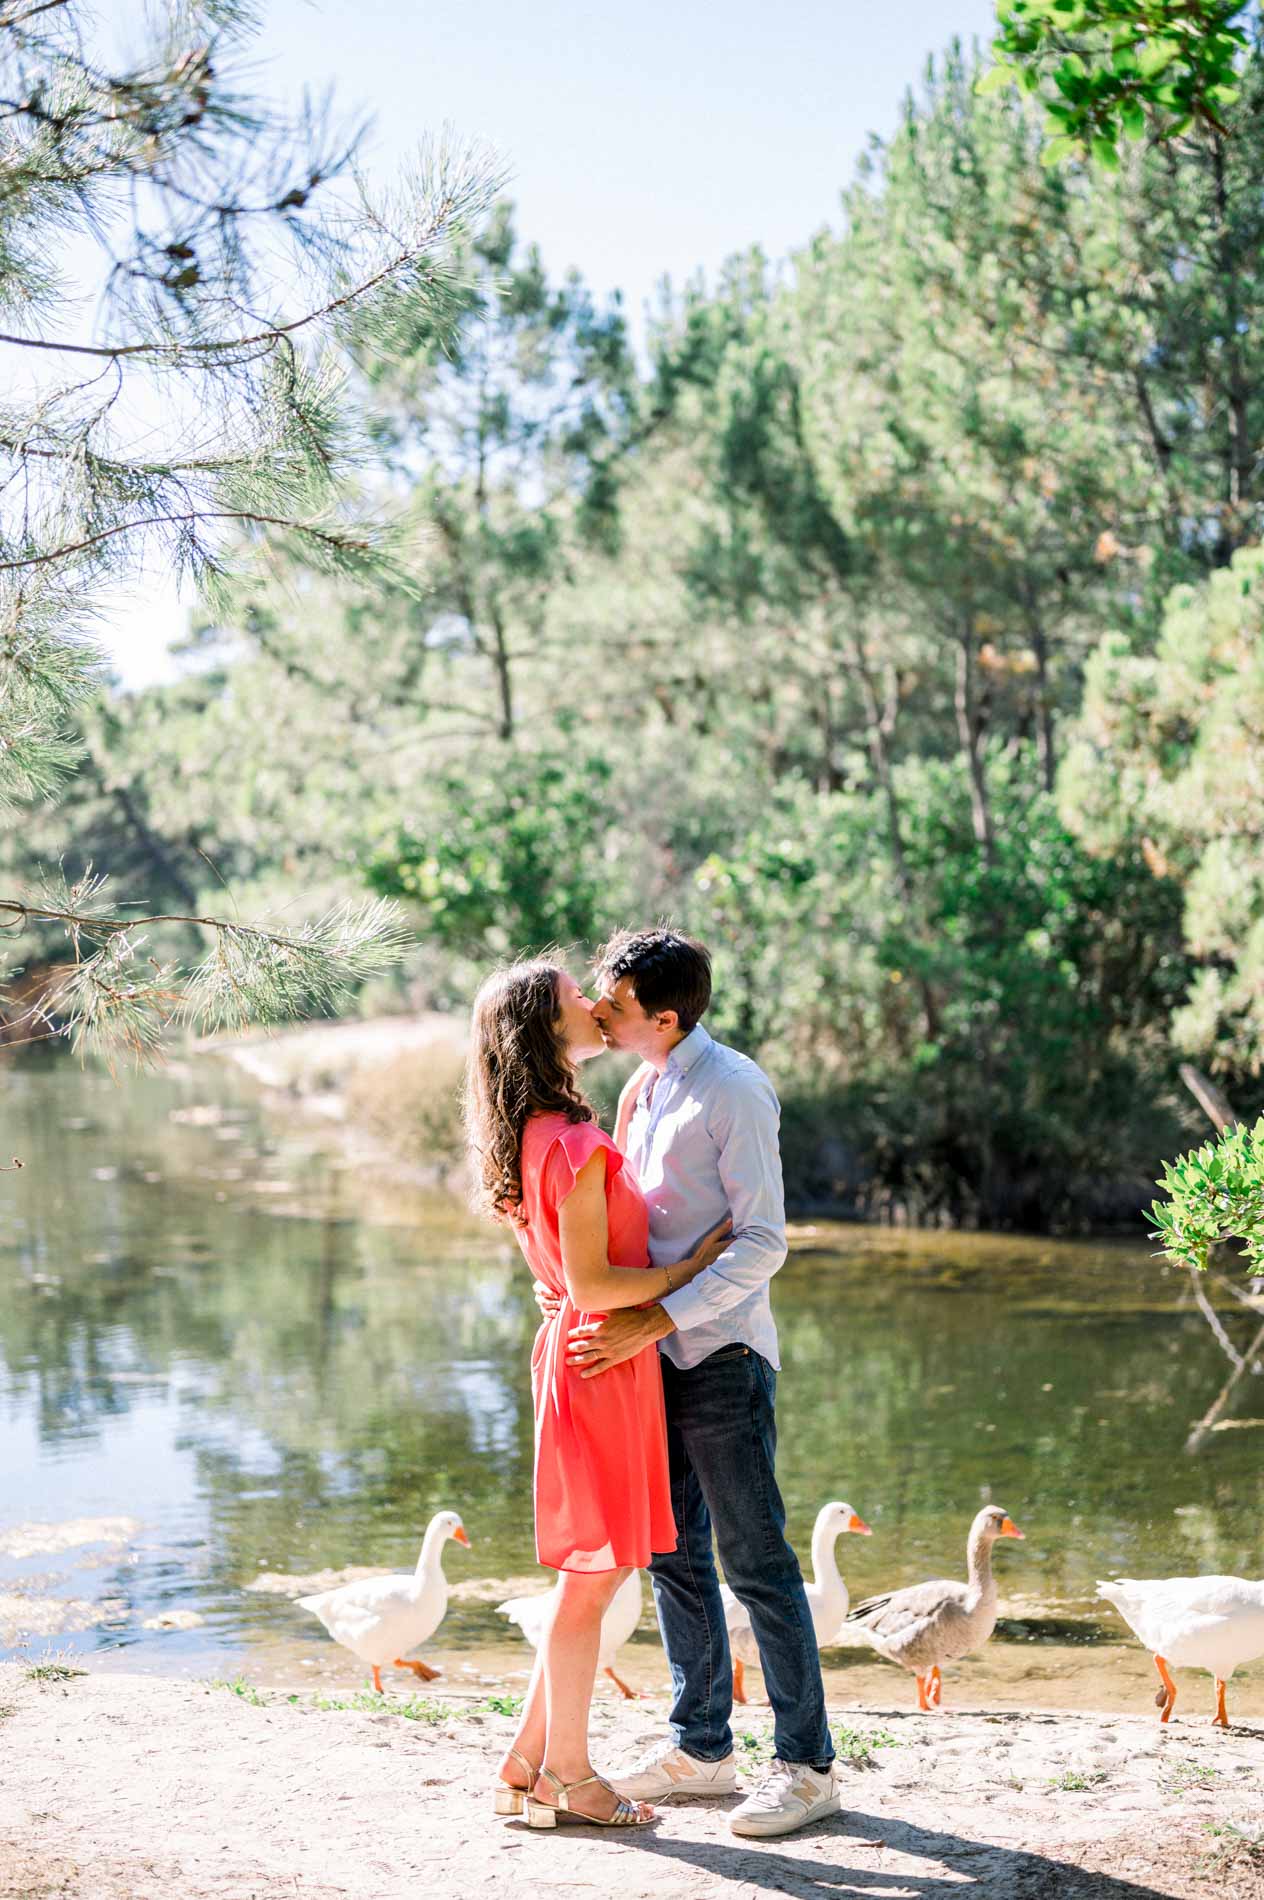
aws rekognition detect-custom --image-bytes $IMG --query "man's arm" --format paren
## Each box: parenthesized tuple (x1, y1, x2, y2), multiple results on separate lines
(657, 1067, 786, 1333)
(566, 1066, 785, 1377)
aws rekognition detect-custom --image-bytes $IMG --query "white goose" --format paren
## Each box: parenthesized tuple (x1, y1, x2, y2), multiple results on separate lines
(497, 1569, 644, 1698)
(297, 1510, 470, 1693)
(1097, 1575, 1264, 1727)
(721, 1500, 872, 1703)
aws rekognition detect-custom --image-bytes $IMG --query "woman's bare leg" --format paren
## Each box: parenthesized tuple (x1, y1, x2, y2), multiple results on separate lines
(538, 1566, 651, 1821)
(498, 1642, 547, 1790)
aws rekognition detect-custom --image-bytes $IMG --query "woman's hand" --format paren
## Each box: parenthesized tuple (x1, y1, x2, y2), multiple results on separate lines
(540, 1214, 730, 1315)
(534, 1280, 562, 1323)
(669, 1214, 733, 1285)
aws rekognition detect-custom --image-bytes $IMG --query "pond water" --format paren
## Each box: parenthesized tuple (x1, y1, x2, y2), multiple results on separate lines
(2, 1061, 1261, 1711)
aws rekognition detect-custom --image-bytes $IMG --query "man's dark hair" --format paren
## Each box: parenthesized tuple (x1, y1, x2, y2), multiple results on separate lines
(594, 928, 712, 1034)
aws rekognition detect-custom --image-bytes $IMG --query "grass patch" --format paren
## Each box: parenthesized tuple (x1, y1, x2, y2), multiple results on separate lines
(480, 1693, 525, 1717)
(24, 1663, 86, 1684)
(735, 1728, 774, 1765)
(309, 1691, 453, 1723)
(1047, 1768, 1108, 1793)
(1203, 1821, 1264, 1877)
(831, 1723, 901, 1768)
(209, 1675, 269, 1706)
(1164, 1757, 1219, 1796)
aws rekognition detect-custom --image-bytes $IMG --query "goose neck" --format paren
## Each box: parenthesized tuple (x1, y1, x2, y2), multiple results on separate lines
(415, 1523, 447, 1581)
(811, 1522, 841, 1590)
(966, 1528, 996, 1593)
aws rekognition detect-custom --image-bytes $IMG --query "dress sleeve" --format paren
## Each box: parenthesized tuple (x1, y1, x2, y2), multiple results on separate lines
(542, 1121, 623, 1211)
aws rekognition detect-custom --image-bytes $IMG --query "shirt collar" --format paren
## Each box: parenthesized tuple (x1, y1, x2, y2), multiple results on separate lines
(666, 1023, 712, 1077)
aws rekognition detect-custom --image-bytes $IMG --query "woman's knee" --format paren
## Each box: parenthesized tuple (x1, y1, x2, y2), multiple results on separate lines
(556, 1567, 627, 1615)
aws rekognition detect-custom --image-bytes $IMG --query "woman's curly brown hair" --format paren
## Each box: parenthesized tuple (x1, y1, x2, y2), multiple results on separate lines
(464, 960, 594, 1221)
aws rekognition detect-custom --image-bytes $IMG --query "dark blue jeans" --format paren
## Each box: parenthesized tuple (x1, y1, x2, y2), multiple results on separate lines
(648, 1342, 833, 1770)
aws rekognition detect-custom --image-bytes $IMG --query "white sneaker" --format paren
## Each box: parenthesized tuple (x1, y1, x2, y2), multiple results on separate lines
(728, 1758, 839, 1838)
(610, 1740, 739, 1802)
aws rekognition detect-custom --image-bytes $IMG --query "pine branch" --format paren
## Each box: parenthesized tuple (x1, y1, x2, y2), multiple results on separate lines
(0, 6, 508, 1046)
(0, 885, 413, 1056)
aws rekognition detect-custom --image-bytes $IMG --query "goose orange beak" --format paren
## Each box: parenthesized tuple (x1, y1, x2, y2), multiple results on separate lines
(848, 1513, 873, 1536)
(999, 1517, 1024, 1539)
(453, 1526, 471, 1547)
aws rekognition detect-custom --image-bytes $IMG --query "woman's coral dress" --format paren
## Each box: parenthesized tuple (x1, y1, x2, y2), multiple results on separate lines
(515, 1113, 676, 1572)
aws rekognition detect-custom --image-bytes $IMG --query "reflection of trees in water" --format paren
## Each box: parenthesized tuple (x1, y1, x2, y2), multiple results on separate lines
(770, 1247, 1264, 1602)
(184, 1224, 540, 1589)
(2, 1070, 540, 1585)
(8, 1069, 1263, 1629)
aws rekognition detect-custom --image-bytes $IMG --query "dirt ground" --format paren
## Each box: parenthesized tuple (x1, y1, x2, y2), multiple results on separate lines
(2, 1664, 1262, 1900)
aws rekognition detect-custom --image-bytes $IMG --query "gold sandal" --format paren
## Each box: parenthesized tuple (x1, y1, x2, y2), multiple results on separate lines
(526, 1767, 654, 1829)
(493, 1747, 539, 1817)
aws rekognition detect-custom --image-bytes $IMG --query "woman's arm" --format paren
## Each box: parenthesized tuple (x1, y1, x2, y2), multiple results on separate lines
(557, 1149, 729, 1310)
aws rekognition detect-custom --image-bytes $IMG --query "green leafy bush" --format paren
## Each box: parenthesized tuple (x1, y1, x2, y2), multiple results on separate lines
(364, 745, 624, 963)
(1151, 1118, 1264, 1274)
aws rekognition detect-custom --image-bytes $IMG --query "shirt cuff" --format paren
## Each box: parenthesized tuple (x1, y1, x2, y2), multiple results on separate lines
(659, 1279, 710, 1332)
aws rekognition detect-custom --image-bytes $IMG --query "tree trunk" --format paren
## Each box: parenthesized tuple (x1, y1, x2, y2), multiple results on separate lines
(488, 601, 515, 742)
(954, 622, 994, 865)
(1022, 582, 1056, 794)
(854, 653, 909, 889)
(1210, 135, 1254, 559)
(850, 640, 940, 1042)
(1179, 1063, 1239, 1133)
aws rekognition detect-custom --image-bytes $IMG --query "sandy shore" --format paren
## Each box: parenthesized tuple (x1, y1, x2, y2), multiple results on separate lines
(3, 1664, 1262, 1900)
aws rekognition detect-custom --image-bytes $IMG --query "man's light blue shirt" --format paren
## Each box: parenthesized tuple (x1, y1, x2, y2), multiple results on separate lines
(624, 1023, 786, 1372)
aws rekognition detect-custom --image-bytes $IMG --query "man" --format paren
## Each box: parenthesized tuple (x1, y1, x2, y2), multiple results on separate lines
(550, 927, 837, 1840)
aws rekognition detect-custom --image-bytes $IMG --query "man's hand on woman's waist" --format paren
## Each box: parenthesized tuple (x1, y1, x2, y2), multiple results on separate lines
(565, 1305, 676, 1378)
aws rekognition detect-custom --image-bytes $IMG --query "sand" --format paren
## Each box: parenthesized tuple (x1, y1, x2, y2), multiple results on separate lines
(2, 1663, 1262, 1900)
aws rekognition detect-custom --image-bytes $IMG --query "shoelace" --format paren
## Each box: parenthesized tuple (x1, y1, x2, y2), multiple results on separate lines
(627, 1739, 680, 1774)
(751, 1759, 798, 1802)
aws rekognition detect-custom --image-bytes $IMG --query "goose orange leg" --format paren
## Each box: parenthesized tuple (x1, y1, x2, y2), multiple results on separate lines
(915, 1673, 933, 1712)
(928, 1665, 943, 1708)
(733, 1659, 748, 1706)
(603, 1665, 639, 1700)
(1213, 1678, 1229, 1728)
(1154, 1654, 1177, 1723)
(394, 1657, 440, 1681)
(371, 1665, 384, 1694)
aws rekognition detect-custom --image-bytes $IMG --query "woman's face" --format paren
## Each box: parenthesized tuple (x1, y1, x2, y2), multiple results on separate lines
(554, 972, 605, 1065)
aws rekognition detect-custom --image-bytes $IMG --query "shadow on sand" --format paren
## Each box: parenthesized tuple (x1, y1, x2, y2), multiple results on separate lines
(559, 1805, 1192, 1899)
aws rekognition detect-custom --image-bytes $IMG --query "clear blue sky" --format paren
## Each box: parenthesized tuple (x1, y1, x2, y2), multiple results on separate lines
(103, 0, 1000, 683)
(257, 0, 999, 325)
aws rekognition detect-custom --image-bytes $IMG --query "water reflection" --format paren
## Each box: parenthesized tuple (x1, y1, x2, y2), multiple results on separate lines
(1, 1063, 1261, 1685)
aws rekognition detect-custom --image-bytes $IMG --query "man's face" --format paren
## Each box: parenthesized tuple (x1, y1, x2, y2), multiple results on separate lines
(591, 974, 664, 1057)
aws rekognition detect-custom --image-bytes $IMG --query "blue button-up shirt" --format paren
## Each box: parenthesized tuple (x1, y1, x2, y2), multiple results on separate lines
(624, 1024, 786, 1372)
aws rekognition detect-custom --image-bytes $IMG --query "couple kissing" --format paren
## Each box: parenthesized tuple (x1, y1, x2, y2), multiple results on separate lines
(464, 928, 837, 1839)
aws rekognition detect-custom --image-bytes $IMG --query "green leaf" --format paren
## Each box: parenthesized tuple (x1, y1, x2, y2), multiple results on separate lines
(1121, 100, 1147, 141)
(1091, 135, 1122, 170)
(1137, 39, 1181, 80)
(975, 64, 1019, 97)
(1040, 135, 1082, 167)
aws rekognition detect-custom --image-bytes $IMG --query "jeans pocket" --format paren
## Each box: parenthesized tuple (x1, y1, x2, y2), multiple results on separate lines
(704, 1342, 750, 1364)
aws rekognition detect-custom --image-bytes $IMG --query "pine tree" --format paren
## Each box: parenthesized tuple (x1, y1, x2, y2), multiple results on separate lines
(0, 0, 499, 1055)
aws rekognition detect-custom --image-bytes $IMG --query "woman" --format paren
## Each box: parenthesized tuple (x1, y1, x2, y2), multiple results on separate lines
(465, 960, 729, 1829)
